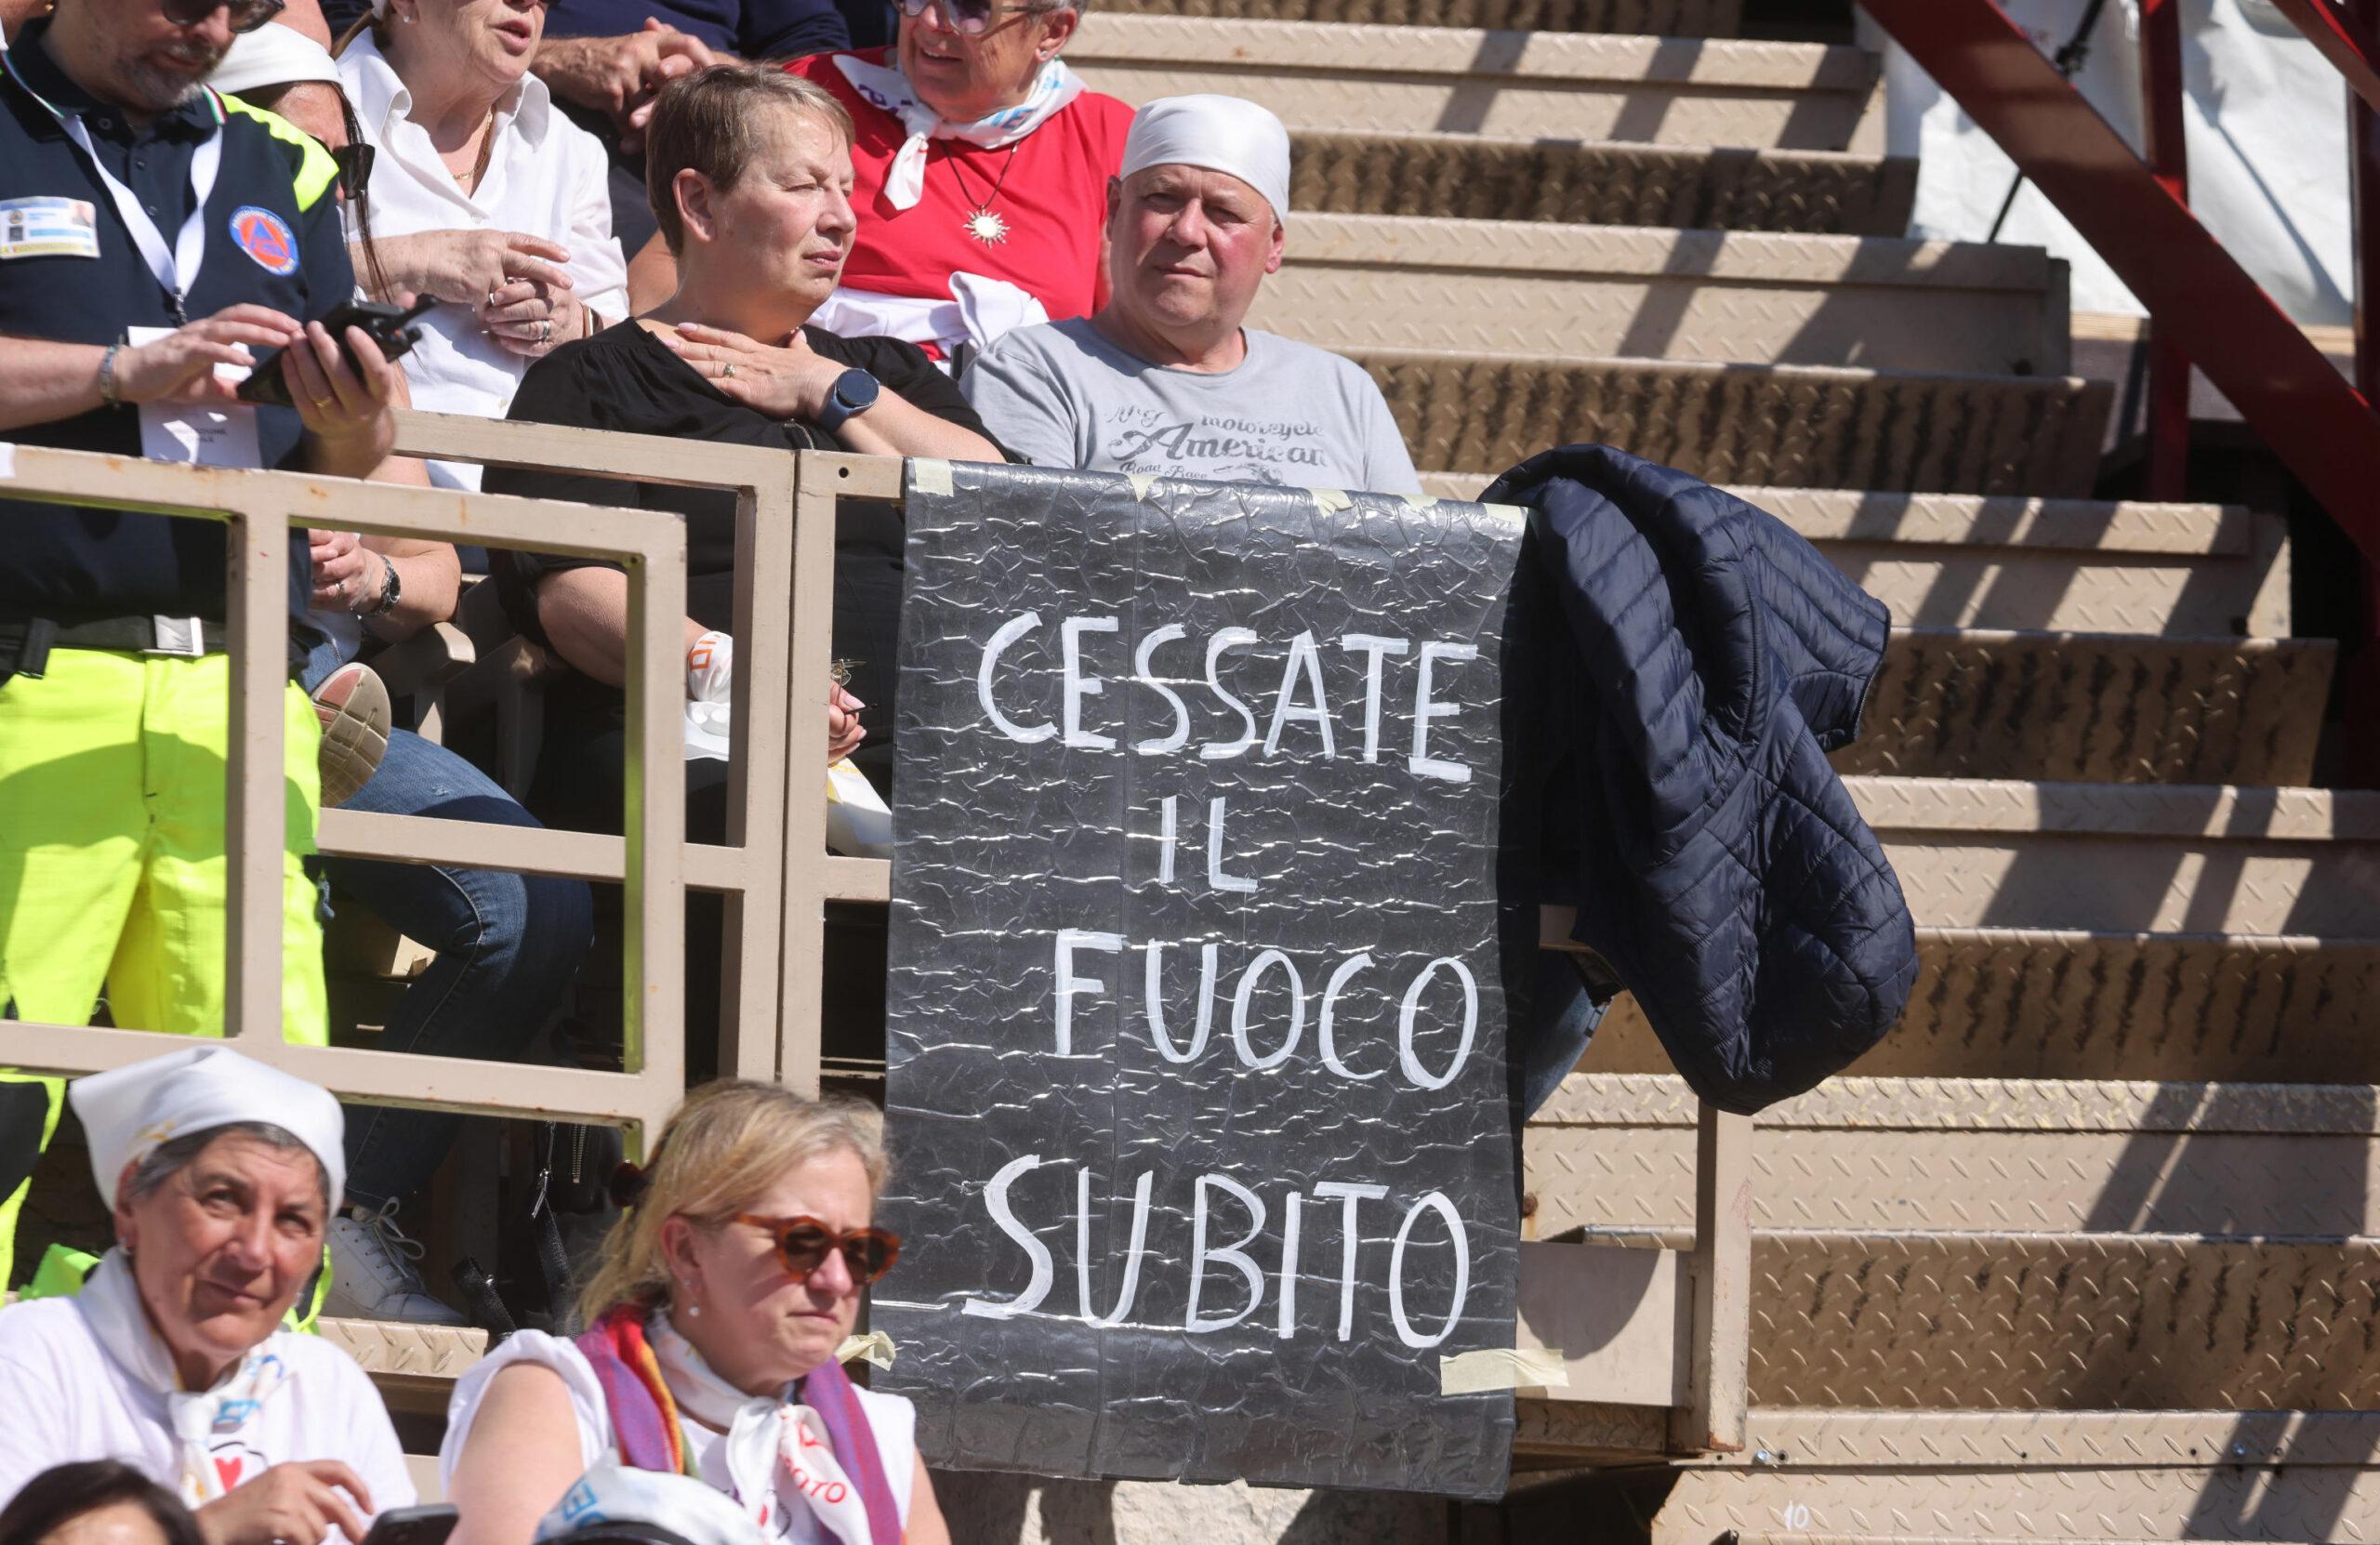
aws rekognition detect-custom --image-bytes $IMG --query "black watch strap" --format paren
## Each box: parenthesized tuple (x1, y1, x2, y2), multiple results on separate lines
(361, 554, 401, 618)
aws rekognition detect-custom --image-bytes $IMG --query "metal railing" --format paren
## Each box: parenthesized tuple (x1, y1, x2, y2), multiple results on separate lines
(1858, 0, 2380, 553)
(0, 421, 1751, 1459)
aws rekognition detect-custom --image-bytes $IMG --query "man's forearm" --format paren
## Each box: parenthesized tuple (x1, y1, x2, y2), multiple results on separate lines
(0, 337, 110, 431)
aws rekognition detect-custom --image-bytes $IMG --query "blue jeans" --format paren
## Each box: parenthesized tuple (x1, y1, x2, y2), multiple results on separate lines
(320, 724, 594, 1209)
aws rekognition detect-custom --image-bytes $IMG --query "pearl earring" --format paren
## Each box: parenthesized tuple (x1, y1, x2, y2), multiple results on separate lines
(681, 1277, 700, 1318)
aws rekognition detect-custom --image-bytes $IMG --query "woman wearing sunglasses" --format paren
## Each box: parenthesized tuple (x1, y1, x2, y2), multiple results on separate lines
(330, 0, 628, 491)
(440, 1081, 949, 1545)
(623, 0, 1128, 368)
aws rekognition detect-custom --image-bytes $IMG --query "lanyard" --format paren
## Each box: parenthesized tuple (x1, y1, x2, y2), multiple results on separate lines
(2, 52, 224, 323)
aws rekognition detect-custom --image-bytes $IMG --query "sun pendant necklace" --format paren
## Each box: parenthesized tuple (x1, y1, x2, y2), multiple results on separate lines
(948, 144, 1023, 245)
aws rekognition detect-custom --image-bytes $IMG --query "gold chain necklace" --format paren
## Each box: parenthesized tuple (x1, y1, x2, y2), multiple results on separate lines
(444, 106, 497, 195)
(945, 143, 1022, 245)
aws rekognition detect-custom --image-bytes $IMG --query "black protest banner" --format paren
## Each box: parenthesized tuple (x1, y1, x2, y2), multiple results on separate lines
(876, 460, 1522, 1499)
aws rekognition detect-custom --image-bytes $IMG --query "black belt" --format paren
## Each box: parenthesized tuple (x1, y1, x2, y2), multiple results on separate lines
(0, 614, 308, 689)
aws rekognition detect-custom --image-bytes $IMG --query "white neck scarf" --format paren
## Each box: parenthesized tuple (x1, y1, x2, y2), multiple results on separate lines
(649, 1314, 873, 1545)
(77, 1249, 295, 1507)
(831, 52, 1084, 211)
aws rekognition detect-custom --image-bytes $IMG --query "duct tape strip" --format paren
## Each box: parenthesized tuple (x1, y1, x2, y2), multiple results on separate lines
(1309, 487, 1354, 516)
(1126, 472, 1157, 501)
(1439, 1347, 1569, 1395)
(1484, 502, 1528, 526)
(911, 458, 953, 496)
(0, 443, 15, 478)
(836, 1331, 897, 1369)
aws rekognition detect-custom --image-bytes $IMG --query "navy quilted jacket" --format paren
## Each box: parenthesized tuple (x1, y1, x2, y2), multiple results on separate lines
(1489, 446, 1918, 1115)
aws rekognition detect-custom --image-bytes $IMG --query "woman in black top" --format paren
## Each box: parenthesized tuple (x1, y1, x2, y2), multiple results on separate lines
(489, 62, 1003, 837)
(486, 64, 1004, 1054)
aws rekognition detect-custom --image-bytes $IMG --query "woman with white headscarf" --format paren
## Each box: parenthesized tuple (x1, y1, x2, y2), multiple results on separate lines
(335, 0, 630, 490)
(0, 1049, 414, 1545)
(625, 0, 1130, 367)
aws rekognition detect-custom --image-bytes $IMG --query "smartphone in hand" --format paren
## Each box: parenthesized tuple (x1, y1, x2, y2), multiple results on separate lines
(237, 295, 438, 408)
(358, 1504, 459, 1545)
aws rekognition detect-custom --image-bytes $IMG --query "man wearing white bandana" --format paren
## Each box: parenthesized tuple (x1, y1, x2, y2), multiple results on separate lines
(623, 0, 1130, 366)
(961, 94, 1422, 494)
(0, 1048, 414, 1544)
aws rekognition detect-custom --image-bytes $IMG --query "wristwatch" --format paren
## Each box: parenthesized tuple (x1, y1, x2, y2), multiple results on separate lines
(357, 553, 402, 619)
(814, 367, 880, 433)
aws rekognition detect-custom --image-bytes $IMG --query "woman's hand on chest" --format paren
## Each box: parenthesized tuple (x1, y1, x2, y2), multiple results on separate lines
(661, 322, 843, 423)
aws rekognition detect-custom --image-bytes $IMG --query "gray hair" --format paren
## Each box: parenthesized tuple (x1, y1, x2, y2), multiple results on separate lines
(125, 1122, 331, 1211)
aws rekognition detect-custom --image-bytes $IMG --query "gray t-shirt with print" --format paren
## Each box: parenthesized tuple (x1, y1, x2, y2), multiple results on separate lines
(961, 317, 1423, 495)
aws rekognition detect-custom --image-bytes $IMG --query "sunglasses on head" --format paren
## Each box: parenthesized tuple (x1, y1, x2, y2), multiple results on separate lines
(733, 1213, 901, 1286)
(163, 0, 287, 33)
(896, 0, 1036, 35)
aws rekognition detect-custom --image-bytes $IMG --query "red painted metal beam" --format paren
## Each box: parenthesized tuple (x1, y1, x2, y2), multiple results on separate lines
(1860, 0, 2380, 557)
(2136, 0, 2191, 500)
(2268, 0, 2380, 116)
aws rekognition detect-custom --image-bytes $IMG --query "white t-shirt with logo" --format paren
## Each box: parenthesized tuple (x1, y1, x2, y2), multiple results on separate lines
(0, 1296, 416, 1530)
(962, 317, 1424, 495)
(439, 1331, 918, 1544)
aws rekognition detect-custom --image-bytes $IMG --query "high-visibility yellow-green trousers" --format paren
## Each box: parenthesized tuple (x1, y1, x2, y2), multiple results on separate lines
(0, 649, 328, 1289)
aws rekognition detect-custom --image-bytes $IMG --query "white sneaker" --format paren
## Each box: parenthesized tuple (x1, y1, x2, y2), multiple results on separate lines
(324, 1197, 469, 1326)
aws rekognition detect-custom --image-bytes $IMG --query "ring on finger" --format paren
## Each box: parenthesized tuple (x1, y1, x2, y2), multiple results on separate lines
(539, 319, 552, 344)
(485, 288, 498, 310)
(721, 361, 735, 378)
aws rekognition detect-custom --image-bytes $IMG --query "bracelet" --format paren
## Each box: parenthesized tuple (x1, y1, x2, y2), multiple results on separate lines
(98, 341, 123, 407)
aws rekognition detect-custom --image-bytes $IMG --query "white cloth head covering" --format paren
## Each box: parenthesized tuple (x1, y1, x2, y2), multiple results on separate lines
(209, 23, 345, 97)
(536, 1466, 770, 1545)
(70, 1046, 346, 1211)
(1118, 94, 1291, 225)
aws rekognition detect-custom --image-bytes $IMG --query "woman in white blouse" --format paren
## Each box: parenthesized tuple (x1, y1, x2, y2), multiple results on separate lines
(335, 0, 628, 489)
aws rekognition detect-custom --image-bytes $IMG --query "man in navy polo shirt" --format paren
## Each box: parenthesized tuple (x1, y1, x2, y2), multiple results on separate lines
(0, 0, 403, 1287)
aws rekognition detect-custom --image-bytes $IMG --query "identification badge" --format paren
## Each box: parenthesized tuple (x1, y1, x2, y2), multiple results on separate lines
(0, 195, 99, 259)
(126, 324, 262, 469)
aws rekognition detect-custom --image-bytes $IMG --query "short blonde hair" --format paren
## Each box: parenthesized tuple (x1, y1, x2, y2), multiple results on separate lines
(575, 1080, 888, 1327)
(644, 65, 857, 258)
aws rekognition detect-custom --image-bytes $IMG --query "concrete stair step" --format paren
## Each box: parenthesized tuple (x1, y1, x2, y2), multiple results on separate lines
(1263, 216, 2067, 375)
(1577, 928, 2380, 1084)
(1070, 15, 1877, 148)
(1367, 350, 2111, 494)
(1431, 483, 2290, 636)
(1099, 0, 1740, 33)
(1506, 1414, 2380, 1540)
(1844, 630, 2329, 786)
(1291, 131, 1917, 234)
(1527, 1073, 2380, 1237)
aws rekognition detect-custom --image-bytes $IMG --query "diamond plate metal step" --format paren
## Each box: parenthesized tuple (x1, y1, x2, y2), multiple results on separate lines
(1290, 132, 1917, 234)
(1534, 1229, 2380, 1411)
(1831, 779, 2380, 937)
(1527, 1073, 2380, 1238)
(1365, 350, 2112, 494)
(1099, 0, 1741, 33)
(1261, 216, 2069, 375)
(1501, 1427, 2380, 1541)
(1578, 929, 2380, 1085)
(1418, 485, 2289, 636)
(1843, 631, 2329, 786)
(1069, 15, 1879, 148)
